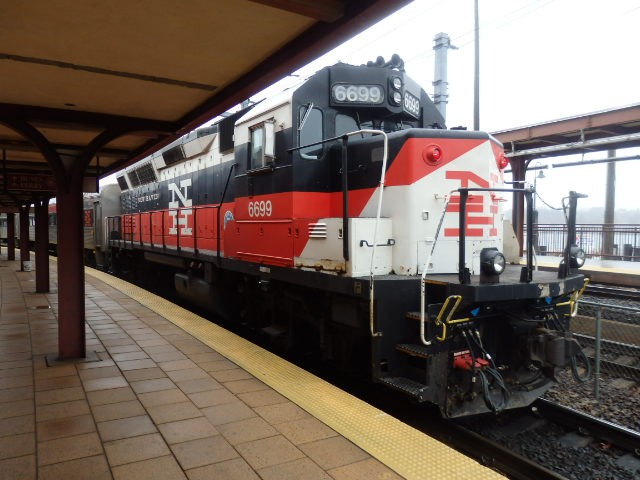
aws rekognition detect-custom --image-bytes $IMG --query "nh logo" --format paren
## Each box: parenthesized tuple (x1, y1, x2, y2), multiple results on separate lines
(168, 180, 192, 235)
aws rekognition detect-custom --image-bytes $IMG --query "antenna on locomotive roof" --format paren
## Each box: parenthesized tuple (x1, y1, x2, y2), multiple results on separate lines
(365, 54, 404, 71)
(386, 53, 404, 70)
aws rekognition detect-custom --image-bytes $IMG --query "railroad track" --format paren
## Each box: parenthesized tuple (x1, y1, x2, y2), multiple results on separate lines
(585, 284, 640, 301)
(431, 419, 568, 480)
(456, 397, 640, 479)
(344, 385, 572, 480)
(533, 398, 640, 454)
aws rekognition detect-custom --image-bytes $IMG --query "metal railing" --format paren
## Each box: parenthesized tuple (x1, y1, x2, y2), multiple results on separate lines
(525, 223, 640, 261)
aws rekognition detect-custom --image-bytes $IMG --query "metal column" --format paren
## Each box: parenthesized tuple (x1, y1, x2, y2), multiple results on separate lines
(6, 212, 15, 260)
(511, 160, 526, 255)
(34, 197, 50, 293)
(56, 187, 86, 358)
(19, 204, 30, 270)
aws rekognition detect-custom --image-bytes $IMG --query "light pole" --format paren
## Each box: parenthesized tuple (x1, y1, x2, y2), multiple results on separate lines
(473, 0, 480, 130)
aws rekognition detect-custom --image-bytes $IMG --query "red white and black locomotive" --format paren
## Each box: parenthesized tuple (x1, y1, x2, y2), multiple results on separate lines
(103, 56, 588, 417)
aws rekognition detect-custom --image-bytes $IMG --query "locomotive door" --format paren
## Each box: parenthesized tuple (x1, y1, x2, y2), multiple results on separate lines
(231, 118, 295, 267)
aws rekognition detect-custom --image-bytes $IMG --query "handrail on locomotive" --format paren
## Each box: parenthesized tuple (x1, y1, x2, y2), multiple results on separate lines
(289, 129, 389, 338)
(417, 185, 586, 347)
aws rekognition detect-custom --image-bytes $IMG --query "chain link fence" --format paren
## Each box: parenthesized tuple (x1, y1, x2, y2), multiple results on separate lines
(543, 298, 640, 431)
(571, 299, 640, 398)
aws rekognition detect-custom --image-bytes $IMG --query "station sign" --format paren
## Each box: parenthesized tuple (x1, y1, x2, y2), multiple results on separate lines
(7, 174, 57, 192)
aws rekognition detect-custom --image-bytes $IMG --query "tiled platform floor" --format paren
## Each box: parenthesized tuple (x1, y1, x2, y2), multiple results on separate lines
(0, 257, 402, 480)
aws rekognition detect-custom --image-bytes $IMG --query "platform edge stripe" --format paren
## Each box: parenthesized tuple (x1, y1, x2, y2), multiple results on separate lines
(84, 266, 504, 480)
(524, 259, 640, 276)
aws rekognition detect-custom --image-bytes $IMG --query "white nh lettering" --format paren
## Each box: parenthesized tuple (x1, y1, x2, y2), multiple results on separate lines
(168, 180, 192, 235)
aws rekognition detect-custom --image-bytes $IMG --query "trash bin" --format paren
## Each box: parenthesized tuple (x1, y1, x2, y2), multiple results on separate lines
(538, 245, 547, 256)
(633, 248, 640, 262)
(22, 261, 32, 271)
(623, 244, 633, 261)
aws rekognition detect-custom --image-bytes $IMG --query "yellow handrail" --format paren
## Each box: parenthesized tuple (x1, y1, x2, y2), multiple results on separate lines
(556, 277, 590, 317)
(434, 295, 470, 342)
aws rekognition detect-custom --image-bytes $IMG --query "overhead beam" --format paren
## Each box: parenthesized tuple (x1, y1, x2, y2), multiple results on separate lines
(0, 53, 218, 91)
(505, 132, 640, 158)
(248, 0, 345, 22)
(0, 103, 177, 133)
(0, 139, 129, 157)
(123, 0, 409, 167)
(180, 0, 410, 132)
(493, 103, 640, 144)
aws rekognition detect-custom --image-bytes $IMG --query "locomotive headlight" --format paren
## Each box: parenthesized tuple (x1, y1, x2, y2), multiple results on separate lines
(391, 76, 402, 90)
(480, 248, 506, 275)
(391, 91, 402, 105)
(569, 246, 586, 268)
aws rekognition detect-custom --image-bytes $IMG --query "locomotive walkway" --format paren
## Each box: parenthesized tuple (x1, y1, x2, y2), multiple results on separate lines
(0, 255, 503, 479)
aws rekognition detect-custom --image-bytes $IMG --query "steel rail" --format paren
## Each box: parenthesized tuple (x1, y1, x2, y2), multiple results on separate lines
(533, 398, 640, 453)
(585, 284, 640, 301)
(431, 420, 567, 480)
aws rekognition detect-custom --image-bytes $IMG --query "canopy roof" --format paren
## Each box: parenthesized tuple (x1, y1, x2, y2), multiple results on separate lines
(0, 0, 407, 210)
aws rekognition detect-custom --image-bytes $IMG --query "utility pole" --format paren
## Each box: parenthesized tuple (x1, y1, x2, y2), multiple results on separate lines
(473, 0, 480, 130)
(433, 33, 457, 121)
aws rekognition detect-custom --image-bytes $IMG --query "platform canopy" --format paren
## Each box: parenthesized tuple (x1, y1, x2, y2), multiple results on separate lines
(492, 103, 640, 162)
(0, 0, 408, 210)
(491, 103, 640, 254)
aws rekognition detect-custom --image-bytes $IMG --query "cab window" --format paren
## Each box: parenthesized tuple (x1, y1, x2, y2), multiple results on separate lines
(249, 120, 275, 170)
(299, 106, 323, 159)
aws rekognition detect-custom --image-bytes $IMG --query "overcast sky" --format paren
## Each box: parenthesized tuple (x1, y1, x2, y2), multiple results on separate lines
(250, 0, 640, 212)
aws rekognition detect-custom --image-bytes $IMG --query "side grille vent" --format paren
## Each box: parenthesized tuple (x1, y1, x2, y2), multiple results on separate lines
(308, 222, 327, 238)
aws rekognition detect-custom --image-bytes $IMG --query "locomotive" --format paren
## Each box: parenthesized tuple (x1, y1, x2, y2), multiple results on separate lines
(101, 55, 588, 417)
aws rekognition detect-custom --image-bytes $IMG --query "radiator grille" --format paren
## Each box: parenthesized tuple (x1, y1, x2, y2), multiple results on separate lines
(308, 222, 327, 238)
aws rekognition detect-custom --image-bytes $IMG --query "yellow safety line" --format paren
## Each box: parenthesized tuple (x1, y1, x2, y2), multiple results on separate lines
(85, 266, 504, 480)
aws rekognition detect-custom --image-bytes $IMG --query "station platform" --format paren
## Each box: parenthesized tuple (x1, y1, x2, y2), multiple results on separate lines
(526, 255, 640, 287)
(0, 255, 503, 480)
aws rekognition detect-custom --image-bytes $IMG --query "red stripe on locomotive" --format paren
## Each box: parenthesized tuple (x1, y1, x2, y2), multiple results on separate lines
(385, 137, 485, 186)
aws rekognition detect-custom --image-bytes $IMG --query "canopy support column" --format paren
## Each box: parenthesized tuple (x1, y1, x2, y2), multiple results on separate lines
(19, 204, 30, 270)
(0, 116, 143, 359)
(56, 187, 86, 358)
(6, 212, 15, 260)
(34, 197, 50, 293)
(510, 159, 526, 256)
